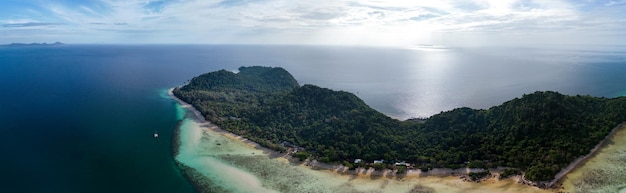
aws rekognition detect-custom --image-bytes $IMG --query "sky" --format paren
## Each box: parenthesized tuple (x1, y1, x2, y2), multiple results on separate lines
(1, 0, 625, 47)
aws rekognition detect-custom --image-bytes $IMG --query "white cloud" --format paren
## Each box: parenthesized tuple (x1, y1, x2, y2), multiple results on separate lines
(0, 0, 625, 46)
(605, 0, 626, 6)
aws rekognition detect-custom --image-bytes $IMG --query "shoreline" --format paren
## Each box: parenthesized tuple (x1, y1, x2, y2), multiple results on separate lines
(168, 88, 288, 158)
(550, 122, 626, 187)
(560, 122, 626, 192)
(167, 87, 623, 192)
(169, 88, 278, 193)
(167, 87, 506, 180)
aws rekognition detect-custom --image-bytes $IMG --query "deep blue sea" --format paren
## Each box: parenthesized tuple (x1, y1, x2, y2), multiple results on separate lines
(0, 44, 625, 193)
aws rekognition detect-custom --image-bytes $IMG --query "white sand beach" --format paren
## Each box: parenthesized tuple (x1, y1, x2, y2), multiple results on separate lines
(560, 123, 626, 193)
(168, 88, 561, 193)
(167, 88, 625, 193)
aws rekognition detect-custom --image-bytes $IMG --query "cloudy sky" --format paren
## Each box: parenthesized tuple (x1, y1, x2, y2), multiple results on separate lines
(1, 0, 625, 47)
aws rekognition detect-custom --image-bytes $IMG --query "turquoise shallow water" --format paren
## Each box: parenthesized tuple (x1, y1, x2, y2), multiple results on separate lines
(0, 45, 624, 192)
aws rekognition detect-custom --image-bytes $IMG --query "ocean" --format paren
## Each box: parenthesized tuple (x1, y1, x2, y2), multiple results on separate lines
(0, 44, 625, 193)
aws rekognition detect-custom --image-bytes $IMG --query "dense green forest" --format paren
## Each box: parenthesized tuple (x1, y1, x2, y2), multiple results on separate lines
(173, 66, 626, 182)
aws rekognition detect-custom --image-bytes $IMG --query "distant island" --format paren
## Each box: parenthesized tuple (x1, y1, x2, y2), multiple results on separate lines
(173, 66, 626, 187)
(3, 42, 65, 47)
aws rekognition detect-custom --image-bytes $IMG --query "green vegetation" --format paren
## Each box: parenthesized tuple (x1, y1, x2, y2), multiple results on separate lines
(396, 166, 407, 174)
(174, 66, 626, 182)
(499, 169, 522, 179)
(468, 171, 491, 181)
(467, 160, 487, 169)
(372, 163, 386, 171)
(293, 151, 310, 161)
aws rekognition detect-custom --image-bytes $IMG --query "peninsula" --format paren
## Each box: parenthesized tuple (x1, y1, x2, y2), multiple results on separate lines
(173, 66, 626, 186)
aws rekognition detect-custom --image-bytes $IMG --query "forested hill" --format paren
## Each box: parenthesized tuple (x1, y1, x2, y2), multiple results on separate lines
(173, 66, 626, 182)
(180, 66, 298, 92)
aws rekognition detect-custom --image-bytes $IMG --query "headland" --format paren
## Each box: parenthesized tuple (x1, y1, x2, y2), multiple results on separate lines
(168, 88, 556, 193)
(169, 66, 626, 192)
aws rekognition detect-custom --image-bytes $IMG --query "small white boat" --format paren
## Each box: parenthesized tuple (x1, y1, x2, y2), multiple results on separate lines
(153, 131, 159, 138)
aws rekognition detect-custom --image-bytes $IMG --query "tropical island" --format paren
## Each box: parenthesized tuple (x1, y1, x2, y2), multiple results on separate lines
(172, 66, 626, 187)
(3, 42, 65, 46)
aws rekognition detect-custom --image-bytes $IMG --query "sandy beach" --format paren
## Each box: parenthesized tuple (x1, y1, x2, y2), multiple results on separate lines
(168, 87, 624, 193)
(168, 87, 559, 193)
(549, 122, 626, 187)
(560, 123, 626, 193)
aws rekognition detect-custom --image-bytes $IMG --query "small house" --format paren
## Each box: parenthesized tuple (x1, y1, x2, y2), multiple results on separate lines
(395, 161, 407, 166)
